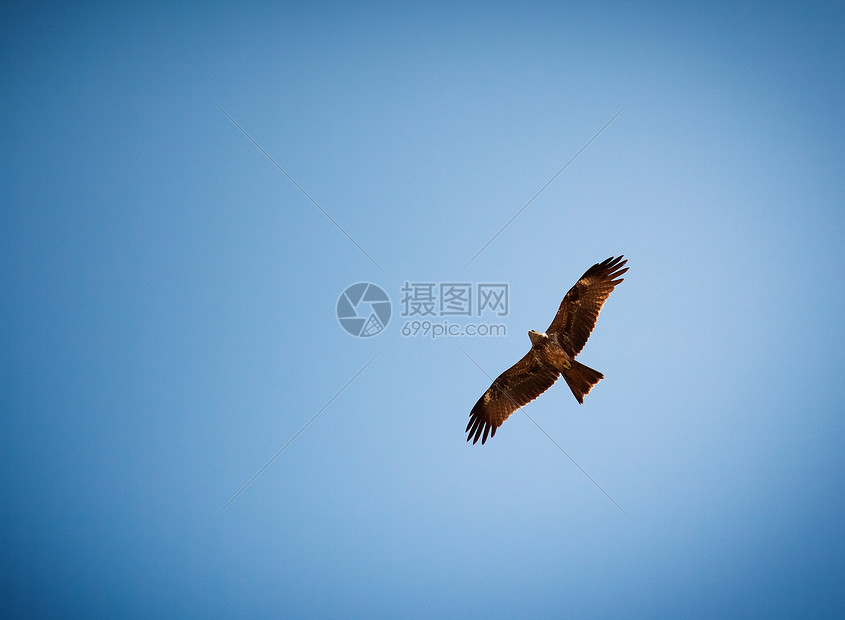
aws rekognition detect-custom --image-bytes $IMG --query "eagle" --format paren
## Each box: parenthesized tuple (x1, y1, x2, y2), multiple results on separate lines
(466, 256, 627, 444)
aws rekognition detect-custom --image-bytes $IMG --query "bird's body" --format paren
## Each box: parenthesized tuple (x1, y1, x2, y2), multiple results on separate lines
(527, 329, 571, 372)
(466, 256, 627, 444)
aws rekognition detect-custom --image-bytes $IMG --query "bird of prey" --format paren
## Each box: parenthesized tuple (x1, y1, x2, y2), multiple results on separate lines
(466, 256, 627, 444)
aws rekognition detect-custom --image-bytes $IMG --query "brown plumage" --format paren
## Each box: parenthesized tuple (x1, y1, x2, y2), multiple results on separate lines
(466, 256, 627, 444)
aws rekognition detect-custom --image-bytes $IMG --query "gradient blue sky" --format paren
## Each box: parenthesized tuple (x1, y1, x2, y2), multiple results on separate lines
(3, 1, 844, 617)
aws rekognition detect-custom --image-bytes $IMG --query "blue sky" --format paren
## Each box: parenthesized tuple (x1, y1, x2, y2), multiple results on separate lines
(2, 1, 844, 617)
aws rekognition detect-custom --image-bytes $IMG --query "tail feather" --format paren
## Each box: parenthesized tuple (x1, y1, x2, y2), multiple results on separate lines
(562, 360, 604, 404)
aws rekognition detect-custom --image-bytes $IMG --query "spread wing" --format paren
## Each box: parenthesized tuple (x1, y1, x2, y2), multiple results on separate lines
(547, 256, 628, 357)
(466, 350, 560, 445)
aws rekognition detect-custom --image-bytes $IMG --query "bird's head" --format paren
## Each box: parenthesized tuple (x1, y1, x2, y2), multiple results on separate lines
(528, 330, 547, 345)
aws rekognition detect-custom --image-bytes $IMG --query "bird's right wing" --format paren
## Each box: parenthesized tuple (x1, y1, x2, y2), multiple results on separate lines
(466, 350, 560, 445)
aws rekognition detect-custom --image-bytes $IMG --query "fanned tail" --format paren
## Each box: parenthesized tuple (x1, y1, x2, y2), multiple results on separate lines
(562, 360, 604, 404)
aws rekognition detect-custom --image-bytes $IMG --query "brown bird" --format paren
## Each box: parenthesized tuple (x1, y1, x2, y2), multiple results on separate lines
(466, 256, 628, 444)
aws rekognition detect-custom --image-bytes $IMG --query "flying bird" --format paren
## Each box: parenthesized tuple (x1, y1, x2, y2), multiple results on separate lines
(466, 255, 628, 444)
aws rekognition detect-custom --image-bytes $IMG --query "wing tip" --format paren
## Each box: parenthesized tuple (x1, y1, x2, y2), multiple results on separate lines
(606, 255, 628, 285)
(466, 409, 495, 445)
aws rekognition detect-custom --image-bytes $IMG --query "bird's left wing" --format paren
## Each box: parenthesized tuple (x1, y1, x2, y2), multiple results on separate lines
(546, 255, 627, 357)
(466, 350, 560, 445)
